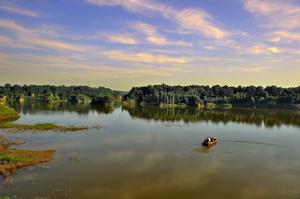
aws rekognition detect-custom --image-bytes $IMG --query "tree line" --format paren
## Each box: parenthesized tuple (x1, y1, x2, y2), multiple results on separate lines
(0, 84, 122, 104)
(1, 84, 300, 108)
(123, 84, 300, 107)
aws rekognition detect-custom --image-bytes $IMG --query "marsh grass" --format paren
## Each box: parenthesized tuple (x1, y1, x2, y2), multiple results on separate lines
(0, 149, 55, 176)
(0, 196, 48, 199)
(0, 122, 102, 132)
(0, 151, 35, 163)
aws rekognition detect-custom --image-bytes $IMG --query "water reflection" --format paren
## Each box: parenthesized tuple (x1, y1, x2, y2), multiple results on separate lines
(12, 102, 115, 115)
(123, 106, 300, 128)
(1, 103, 300, 198)
(11, 103, 300, 128)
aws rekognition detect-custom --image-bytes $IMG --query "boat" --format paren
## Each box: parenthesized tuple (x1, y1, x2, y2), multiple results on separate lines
(202, 137, 218, 147)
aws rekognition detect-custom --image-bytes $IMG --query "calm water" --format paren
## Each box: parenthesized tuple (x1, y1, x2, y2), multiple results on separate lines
(1, 103, 300, 199)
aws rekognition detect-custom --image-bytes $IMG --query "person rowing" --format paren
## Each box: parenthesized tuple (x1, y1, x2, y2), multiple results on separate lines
(203, 136, 218, 146)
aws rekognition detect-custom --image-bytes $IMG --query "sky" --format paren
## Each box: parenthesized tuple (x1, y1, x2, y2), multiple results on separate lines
(0, 0, 300, 90)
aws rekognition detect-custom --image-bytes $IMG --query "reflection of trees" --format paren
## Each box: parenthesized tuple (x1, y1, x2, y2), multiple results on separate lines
(91, 104, 114, 114)
(123, 106, 300, 128)
(12, 102, 114, 115)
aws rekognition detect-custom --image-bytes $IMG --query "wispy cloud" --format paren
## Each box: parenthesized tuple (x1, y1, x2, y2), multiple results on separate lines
(131, 22, 167, 45)
(248, 44, 282, 55)
(87, 0, 229, 40)
(29, 39, 84, 52)
(130, 21, 192, 46)
(1, 53, 185, 79)
(0, 19, 85, 52)
(108, 34, 139, 45)
(175, 8, 227, 39)
(269, 31, 300, 43)
(102, 50, 190, 64)
(226, 66, 270, 73)
(0, 3, 39, 17)
(245, 0, 300, 29)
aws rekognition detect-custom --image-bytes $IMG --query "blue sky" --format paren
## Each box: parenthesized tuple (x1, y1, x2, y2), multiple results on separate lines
(0, 0, 300, 90)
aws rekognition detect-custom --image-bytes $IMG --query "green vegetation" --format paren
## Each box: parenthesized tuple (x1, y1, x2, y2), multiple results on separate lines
(0, 196, 48, 199)
(2, 83, 300, 108)
(122, 99, 136, 108)
(124, 84, 300, 108)
(0, 84, 121, 105)
(220, 103, 233, 109)
(0, 135, 55, 176)
(205, 102, 216, 109)
(0, 104, 20, 121)
(0, 148, 55, 176)
(0, 122, 101, 132)
(0, 150, 35, 162)
(92, 95, 115, 106)
(0, 135, 24, 149)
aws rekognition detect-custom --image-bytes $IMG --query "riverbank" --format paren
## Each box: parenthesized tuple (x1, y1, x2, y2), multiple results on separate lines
(0, 105, 20, 121)
(0, 148, 55, 176)
(0, 122, 102, 132)
(0, 135, 55, 176)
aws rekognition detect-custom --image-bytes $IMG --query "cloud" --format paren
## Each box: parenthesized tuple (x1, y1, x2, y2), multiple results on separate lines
(0, 19, 84, 52)
(226, 66, 270, 73)
(130, 21, 192, 46)
(269, 31, 300, 42)
(245, 0, 300, 29)
(1, 53, 185, 79)
(0, 3, 39, 17)
(108, 34, 139, 45)
(102, 50, 190, 64)
(86, 0, 228, 39)
(130, 22, 167, 45)
(248, 44, 282, 55)
(0, 19, 27, 33)
(175, 8, 227, 39)
(29, 39, 84, 52)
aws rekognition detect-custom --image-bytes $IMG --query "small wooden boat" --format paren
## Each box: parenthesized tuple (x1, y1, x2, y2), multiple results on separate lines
(202, 138, 218, 147)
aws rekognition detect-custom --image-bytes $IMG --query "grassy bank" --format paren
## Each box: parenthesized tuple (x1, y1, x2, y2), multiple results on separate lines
(0, 148, 55, 176)
(0, 105, 20, 121)
(0, 122, 101, 132)
(0, 135, 55, 176)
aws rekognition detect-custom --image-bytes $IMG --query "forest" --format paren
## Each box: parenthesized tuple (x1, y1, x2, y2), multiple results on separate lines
(123, 84, 300, 108)
(1, 84, 300, 108)
(0, 84, 122, 104)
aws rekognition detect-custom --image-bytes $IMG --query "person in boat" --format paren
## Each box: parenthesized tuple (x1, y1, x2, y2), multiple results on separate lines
(205, 137, 216, 143)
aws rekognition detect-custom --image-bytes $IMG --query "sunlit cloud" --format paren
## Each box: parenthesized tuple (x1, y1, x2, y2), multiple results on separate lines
(0, 19, 85, 52)
(108, 34, 139, 45)
(0, 19, 27, 33)
(175, 8, 227, 39)
(130, 22, 167, 45)
(102, 50, 190, 64)
(87, 0, 229, 40)
(270, 31, 300, 43)
(130, 21, 192, 46)
(1, 53, 185, 79)
(226, 66, 270, 73)
(0, 3, 39, 17)
(245, 0, 300, 29)
(29, 39, 84, 52)
(248, 44, 282, 55)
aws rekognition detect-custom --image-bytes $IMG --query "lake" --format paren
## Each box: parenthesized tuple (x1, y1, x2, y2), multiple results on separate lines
(1, 103, 300, 199)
